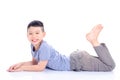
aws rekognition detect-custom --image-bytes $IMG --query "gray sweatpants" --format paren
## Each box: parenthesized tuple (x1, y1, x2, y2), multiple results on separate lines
(70, 43, 115, 71)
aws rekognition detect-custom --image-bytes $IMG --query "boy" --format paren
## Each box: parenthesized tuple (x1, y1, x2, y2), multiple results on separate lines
(8, 20, 115, 72)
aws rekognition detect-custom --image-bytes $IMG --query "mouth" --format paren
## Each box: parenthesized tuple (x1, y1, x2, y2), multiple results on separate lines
(32, 39, 38, 43)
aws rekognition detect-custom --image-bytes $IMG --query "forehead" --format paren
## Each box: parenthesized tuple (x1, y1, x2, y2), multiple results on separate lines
(27, 26, 42, 32)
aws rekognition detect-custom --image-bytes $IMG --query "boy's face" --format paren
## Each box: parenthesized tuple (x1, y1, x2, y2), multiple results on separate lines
(27, 26, 46, 46)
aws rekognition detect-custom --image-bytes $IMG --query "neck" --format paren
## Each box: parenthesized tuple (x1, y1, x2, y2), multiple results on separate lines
(34, 45, 40, 51)
(33, 41, 43, 51)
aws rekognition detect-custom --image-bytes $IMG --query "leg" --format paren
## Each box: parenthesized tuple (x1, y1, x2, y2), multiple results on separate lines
(70, 47, 115, 71)
(93, 43, 115, 71)
(86, 24, 115, 70)
(70, 24, 115, 71)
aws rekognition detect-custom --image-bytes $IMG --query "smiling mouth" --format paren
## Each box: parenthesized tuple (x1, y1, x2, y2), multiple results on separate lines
(32, 39, 38, 43)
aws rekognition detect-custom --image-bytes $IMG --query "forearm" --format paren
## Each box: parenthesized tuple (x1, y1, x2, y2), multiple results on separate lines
(21, 58, 37, 66)
(21, 65, 44, 71)
(13, 60, 47, 72)
(21, 61, 34, 66)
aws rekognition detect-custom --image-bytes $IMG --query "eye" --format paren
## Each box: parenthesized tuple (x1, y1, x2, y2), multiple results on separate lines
(36, 32, 39, 34)
(29, 33, 32, 35)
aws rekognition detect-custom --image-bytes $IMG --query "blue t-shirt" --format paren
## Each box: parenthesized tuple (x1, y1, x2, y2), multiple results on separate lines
(31, 40, 70, 71)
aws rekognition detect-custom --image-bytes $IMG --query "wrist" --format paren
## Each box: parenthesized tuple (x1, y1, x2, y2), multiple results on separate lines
(20, 66, 24, 71)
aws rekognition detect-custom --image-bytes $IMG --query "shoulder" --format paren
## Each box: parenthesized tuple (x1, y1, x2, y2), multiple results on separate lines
(41, 40, 50, 47)
(40, 40, 52, 50)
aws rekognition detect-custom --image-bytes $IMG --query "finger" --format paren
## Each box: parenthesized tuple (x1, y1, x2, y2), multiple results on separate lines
(8, 66, 14, 71)
(12, 68, 21, 72)
(14, 65, 20, 70)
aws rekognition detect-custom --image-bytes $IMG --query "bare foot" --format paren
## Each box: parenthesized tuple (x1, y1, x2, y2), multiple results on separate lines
(86, 24, 103, 46)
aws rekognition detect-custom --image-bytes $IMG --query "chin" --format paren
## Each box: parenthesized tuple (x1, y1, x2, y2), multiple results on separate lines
(32, 42, 40, 46)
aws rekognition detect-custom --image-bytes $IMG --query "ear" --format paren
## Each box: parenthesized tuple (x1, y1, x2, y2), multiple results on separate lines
(43, 32, 46, 37)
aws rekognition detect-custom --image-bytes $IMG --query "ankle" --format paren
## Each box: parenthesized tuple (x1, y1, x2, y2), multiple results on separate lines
(91, 41, 100, 47)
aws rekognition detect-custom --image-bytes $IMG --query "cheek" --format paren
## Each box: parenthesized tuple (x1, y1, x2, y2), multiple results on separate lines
(39, 35, 44, 39)
(36, 34, 42, 38)
(27, 36, 32, 40)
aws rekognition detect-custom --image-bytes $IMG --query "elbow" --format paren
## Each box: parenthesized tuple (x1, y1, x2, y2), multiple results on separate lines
(38, 68, 45, 72)
(35, 67, 46, 72)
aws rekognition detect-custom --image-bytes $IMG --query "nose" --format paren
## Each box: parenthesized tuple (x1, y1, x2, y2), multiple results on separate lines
(32, 33, 36, 38)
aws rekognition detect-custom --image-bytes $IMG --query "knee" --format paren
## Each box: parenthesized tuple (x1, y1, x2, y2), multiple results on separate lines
(105, 62, 116, 71)
(108, 62, 116, 71)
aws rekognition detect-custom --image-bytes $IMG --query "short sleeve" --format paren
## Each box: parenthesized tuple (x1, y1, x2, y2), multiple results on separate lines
(38, 42, 51, 61)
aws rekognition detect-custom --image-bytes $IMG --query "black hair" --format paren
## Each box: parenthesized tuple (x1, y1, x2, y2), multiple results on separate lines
(27, 20, 45, 32)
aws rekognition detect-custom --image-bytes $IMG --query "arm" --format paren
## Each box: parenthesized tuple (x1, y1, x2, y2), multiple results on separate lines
(21, 58, 38, 66)
(12, 60, 48, 72)
(8, 58, 38, 72)
(21, 60, 48, 71)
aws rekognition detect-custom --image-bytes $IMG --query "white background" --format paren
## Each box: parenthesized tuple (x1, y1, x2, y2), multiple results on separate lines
(0, 0, 120, 79)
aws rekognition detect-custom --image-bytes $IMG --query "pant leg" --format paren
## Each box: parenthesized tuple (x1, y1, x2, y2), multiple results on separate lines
(70, 43, 115, 71)
(93, 43, 115, 71)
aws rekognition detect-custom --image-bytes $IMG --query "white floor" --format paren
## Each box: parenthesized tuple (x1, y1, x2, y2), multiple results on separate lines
(0, 0, 120, 80)
(0, 63, 119, 80)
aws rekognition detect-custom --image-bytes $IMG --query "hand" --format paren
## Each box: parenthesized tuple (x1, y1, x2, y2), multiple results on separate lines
(7, 63, 23, 72)
(9, 67, 23, 72)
